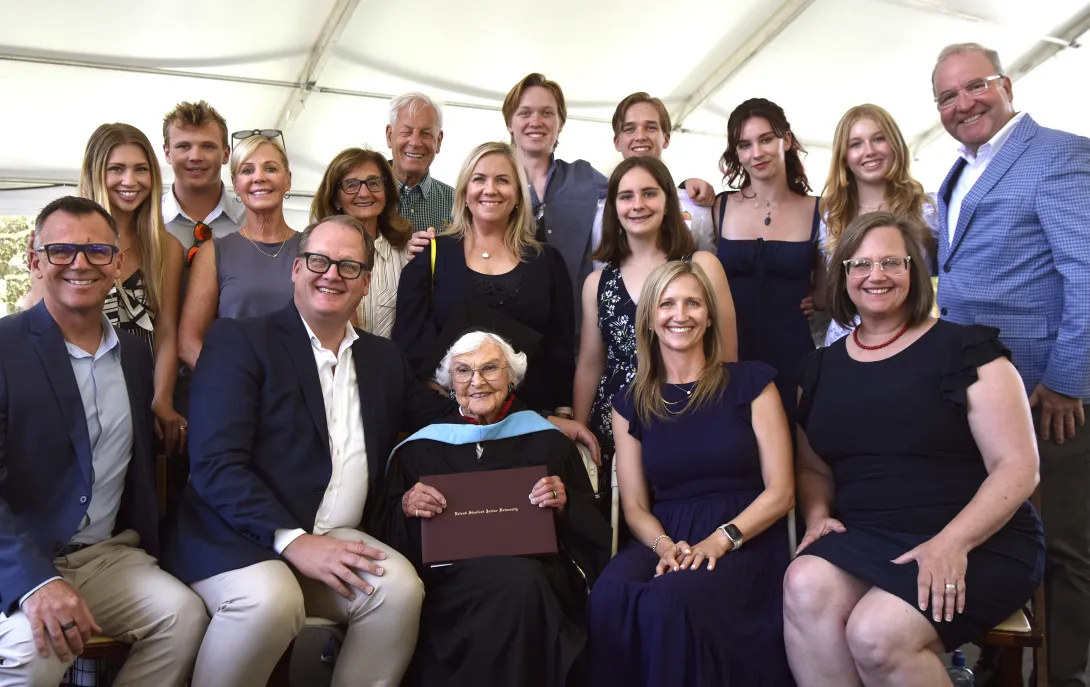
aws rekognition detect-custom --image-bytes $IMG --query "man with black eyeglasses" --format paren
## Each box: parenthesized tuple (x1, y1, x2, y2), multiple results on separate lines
(0, 196, 207, 685)
(161, 214, 441, 685)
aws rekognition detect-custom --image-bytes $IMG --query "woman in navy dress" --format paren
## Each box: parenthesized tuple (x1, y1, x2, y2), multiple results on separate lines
(572, 156, 734, 472)
(783, 213, 1043, 686)
(587, 260, 796, 686)
(713, 98, 824, 428)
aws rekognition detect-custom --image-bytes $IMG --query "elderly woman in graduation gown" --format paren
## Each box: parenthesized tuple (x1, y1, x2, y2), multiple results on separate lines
(375, 330, 610, 687)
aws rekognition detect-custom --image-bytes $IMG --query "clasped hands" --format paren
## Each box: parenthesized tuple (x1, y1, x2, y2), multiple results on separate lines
(401, 475, 568, 520)
(654, 530, 733, 576)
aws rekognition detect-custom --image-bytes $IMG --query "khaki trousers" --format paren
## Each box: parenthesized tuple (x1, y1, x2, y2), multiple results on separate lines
(0, 530, 208, 687)
(189, 527, 423, 687)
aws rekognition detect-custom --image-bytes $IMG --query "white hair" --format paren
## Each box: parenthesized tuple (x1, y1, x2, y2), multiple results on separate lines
(434, 331, 527, 390)
(388, 91, 444, 131)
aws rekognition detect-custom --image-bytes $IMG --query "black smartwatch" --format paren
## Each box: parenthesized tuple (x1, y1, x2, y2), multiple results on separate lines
(718, 523, 744, 550)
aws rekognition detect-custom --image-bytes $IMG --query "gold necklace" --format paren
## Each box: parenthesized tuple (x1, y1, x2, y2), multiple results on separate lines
(241, 228, 291, 258)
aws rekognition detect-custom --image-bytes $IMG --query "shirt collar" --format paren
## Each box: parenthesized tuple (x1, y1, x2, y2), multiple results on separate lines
(398, 170, 436, 199)
(958, 111, 1026, 165)
(161, 182, 244, 225)
(64, 314, 121, 361)
(300, 313, 359, 359)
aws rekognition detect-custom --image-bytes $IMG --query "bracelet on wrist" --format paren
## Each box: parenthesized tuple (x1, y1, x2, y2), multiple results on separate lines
(651, 534, 671, 556)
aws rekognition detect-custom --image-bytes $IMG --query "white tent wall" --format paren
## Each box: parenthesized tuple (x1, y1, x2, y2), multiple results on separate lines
(2, 0, 1088, 225)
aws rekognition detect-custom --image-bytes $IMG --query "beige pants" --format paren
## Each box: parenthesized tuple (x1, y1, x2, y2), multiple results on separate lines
(189, 527, 424, 687)
(0, 530, 208, 687)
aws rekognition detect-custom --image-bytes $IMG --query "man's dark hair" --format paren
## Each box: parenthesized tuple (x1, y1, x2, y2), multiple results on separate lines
(33, 196, 118, 246)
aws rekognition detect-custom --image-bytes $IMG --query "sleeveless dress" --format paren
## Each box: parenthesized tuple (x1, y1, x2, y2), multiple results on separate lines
(214, 231, 302, 319)
(589, 264, 638, 459)
(716, 193, 819, 427)
(797, 320, 1045, 649)
(587, 362, 796, 686)
(103, 270, 154, 349)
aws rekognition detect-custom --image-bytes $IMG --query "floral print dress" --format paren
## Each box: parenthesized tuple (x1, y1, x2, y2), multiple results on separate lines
(591, 264, 638, 460)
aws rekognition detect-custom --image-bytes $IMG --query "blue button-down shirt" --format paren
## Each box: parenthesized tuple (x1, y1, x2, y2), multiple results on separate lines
(67, 317, 133, 546)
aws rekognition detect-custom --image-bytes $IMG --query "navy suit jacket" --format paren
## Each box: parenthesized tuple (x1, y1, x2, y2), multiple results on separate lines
(936, 114, 1090, 401)
(0, 301, 157, 614)
(161, 302, 454, 584)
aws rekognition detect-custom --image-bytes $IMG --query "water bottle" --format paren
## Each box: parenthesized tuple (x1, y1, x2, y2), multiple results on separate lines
(947, 649, 975, 686)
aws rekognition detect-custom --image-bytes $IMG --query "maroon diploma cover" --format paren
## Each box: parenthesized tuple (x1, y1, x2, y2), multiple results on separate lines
(420, 465, 558, 565)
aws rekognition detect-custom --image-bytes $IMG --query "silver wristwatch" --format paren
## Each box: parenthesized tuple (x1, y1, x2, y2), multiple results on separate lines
(718, 523, 744, 550)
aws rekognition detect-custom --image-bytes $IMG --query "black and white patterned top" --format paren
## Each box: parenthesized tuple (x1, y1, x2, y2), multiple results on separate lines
(103, 270, 154, 349)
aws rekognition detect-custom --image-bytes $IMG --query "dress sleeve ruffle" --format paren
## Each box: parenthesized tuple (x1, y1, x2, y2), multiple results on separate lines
(796, 347, 827, 429)
(611, 387, 642, 440)
(940, 324, 1011, 410)
(725, 361, 778, 406)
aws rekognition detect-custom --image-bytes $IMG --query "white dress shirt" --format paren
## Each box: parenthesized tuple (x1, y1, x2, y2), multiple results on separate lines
(273, 317, 369, 554)
(947, 111, 1026, 243)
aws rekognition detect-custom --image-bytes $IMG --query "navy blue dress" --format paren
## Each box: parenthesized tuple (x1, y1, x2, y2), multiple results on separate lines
(797, 321, 1045, 649)
(716, 193, 819, 427)
(587, 362, 796, 686)
(590, 264, 639, 460)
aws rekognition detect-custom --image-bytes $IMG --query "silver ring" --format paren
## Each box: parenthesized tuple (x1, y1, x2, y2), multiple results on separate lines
(552, 490, 558, 499)
(180, 425, 187, 432)
(415, 508, 419, 518)
(945, 583, 957, 590)
(695, 550, 706, 557)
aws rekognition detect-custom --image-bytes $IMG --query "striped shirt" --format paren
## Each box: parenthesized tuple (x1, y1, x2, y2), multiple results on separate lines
(356, 233, 409, 338)
(396, 171, 454, 233)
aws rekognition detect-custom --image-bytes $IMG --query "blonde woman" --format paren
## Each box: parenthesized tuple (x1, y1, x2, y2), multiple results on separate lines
(179, 131, 300, 368)
(393, 141, 574, 416)
(311, 148, 411, 337)
(818, 104, 937, 345)
(79, 123, 187, 454)
(586, 260, 796, 685)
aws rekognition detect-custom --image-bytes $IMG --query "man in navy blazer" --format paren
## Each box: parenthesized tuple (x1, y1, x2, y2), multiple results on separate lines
(162, 215, 454, 686)
(934, 43, 1090, 686)
(0, 197, 207, 686)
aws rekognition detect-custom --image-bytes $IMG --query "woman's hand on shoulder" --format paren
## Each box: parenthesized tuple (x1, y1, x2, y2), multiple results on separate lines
(402, 482, 447, 518)
(795, 517, 846, 554)
(529, 475, 567, 510)
(404, 228, 435, 261)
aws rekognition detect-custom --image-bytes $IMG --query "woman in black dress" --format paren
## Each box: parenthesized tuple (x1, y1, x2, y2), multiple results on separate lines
(394, 141, 574, 416)
(783, 212, 1044, 686)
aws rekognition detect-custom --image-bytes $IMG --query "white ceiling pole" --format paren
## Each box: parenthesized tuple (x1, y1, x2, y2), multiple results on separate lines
(910, 2, 1090, 156)
(669, 0, 818, 130)
(275, 0, 361, 132)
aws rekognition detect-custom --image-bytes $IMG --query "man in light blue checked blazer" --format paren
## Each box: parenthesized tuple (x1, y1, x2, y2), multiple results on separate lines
(934, 42, 1090, 686)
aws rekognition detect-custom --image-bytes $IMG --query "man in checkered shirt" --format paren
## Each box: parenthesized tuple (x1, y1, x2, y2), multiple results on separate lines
(385, 92, 455, 235)
(934, 42, 1090, 686)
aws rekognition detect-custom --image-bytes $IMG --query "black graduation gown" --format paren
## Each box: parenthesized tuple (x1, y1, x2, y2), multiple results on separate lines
(373, 406, 610, 687)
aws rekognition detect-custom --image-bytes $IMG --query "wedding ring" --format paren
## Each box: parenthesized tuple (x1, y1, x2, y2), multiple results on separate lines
(415, 509, 419, 518)
(552, 490, 558, 499)
(180, 425, 187, 432)
(945, 583, 957, 589)
(61, 620, 77, 632)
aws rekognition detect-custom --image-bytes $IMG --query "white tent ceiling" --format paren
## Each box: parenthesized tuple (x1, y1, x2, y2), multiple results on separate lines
(2, 0, 1088, 228)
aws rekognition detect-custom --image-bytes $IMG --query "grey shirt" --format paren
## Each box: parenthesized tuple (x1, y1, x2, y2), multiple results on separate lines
(214, 231, 303, 319)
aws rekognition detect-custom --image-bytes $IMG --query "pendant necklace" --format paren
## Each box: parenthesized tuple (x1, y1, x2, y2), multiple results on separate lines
(242, 228, 290, 258)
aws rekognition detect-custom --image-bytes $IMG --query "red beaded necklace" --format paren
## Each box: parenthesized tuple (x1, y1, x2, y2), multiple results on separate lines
(852, 323, 910, 350)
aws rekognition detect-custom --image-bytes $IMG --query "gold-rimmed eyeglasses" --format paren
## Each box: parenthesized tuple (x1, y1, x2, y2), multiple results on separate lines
(843, 256, 911, 279)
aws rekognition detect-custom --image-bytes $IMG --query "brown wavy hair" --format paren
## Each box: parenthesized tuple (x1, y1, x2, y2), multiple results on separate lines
(592, 156, 694, 265)
(310, 148, 411, 251)
(502, 73, 567, 150)
(820, 104, 935, 255)
(628, 261, 727, 424)
(78, 123, 168, 312)
(720, 98, 810, 195)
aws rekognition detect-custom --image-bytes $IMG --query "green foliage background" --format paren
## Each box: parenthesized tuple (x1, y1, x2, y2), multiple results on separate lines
(0, 217, 33, 313)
